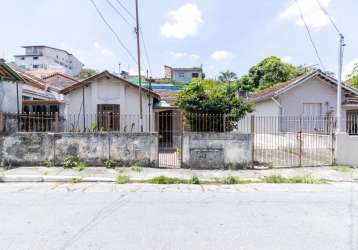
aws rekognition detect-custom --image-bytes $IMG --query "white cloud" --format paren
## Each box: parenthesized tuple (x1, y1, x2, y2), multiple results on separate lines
(170, 52, 200, 61)
(343, 59, 358, 80)
(211, 50, 235, 62)
(281, 56, 293, 63)
(160, 4, 203, 39)
(94, 42, 114, 57)
(277, 0, 332, 29)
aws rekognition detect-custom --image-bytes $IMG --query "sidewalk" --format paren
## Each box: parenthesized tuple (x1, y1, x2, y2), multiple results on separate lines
(1, 166, 357, 183)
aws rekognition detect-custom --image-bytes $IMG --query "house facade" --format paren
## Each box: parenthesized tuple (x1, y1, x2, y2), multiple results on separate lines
(248, 70, 358, 133)
(14, 45, 83, 77)
(60, 71, 160, 132)
(164, 65, 203, 83)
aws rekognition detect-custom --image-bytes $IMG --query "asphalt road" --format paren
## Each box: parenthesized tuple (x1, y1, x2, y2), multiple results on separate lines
(0, 183, 357, 250)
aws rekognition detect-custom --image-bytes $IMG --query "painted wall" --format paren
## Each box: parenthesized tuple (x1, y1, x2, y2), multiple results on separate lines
(63, 77, 156, 132)
(336, 133, 358, 166)
(182, 132, 252, 169)
(0, 81, 22, 113)
(172, 70, 202, 83)
(253, 99, 280, 116)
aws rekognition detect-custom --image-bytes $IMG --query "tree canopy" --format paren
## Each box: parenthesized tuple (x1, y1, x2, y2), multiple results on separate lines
(176, 79, 254, 131)
(76, 68, 97, 80)
(347, 63, 358, 89)
(247, 56, 304, 90)
(218, 70, 238, 84)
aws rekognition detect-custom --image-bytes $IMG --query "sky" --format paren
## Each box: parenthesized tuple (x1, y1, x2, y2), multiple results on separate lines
(1, 0, 358, 79)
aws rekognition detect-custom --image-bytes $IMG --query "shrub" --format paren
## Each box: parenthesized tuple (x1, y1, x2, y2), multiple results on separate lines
(62, 156, 79, 169)
(44, 160, 53, 168)
(116, 175, 131, 184)
(104, 160, 116, 169)
(131, 165, 142, 172)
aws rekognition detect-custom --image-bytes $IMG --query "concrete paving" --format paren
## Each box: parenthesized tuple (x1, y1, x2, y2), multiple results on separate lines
(0, 182, 357, 250)
(1, 166, 358, 183)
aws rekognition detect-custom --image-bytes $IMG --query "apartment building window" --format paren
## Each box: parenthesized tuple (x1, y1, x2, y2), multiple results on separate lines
(179, 73, 185, 78)
(33, 65, 39, 69)
(33, 57, 38, 60)
(192, 73, 199, 78)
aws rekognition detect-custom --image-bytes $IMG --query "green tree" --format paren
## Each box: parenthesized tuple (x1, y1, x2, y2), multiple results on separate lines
(248, 56, 303, 90)
(176, 79, 254, 131)
(347, 63, 358, 89)
(218, 70, 238, 84)
(76, 68, 97, 79)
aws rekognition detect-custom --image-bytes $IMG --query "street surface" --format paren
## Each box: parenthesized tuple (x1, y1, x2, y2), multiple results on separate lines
(0, 183, 357, 250)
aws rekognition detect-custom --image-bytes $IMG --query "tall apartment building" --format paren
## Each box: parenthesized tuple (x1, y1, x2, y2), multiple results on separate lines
(14, 45, 83, 77)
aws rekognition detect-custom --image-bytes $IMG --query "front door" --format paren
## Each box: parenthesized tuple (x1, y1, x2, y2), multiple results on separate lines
(97, 104, 120, 131)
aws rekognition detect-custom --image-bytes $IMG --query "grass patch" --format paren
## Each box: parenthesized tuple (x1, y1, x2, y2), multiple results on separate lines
(143, 176, 201, 185)
(0, 169, 4, 182)
(116, 175, 131, 184)
(217, 176, 252, 185)
(68, 177, 82, 184)
(131, 165, 142, 172)
(262, 174, 325, 184)
(74, 162, 87, 172)
(335, 166, 351, 173)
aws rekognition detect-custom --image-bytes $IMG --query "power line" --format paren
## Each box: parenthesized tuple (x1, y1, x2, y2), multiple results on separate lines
(294, 0, 326, 71)
(105, 0, 135, 28)
(114, 0, 136, 20)
(114, 0, 153, 76)
(315, 0, 342, 35)
(89, 0, 137, 64)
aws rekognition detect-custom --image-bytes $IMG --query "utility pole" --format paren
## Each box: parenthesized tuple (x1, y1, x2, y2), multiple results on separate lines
(336, 34, 345, 133)
(135, 0, 143, 132)
(118, 63, 121, 74)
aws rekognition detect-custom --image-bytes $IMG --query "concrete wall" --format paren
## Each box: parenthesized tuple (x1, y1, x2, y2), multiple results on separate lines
(0, 132, 158, 167)
(336, 133, 358, 166)
(182, 132, 252, 169)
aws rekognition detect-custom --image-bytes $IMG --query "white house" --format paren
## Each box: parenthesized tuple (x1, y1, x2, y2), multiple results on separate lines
(14, 45, 83, 77)
(248, 70, 358, 133)
(60, 71, 160, 132)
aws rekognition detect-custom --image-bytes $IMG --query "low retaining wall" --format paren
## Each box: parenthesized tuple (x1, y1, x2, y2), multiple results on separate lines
(182, 132, 252, 169)
(0, 132, 158, 167)
(336, 132, 358, 166)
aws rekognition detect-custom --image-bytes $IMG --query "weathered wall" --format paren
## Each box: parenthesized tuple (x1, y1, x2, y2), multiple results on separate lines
(0, 132, 158, 167)
(336, 132, 358, 166)
(182, 132, 252, 169)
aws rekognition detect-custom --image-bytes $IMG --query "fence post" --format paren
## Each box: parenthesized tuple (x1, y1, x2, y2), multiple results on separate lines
(55, 112, 59, 133)
(299, 115, 303, 167)
(0, 112, 4, 132)
(251, 115, 255, 167)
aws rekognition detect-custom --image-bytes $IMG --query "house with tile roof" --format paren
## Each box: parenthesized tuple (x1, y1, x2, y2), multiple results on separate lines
(59, 71, 160, 132)
(248, 70, 358, 133)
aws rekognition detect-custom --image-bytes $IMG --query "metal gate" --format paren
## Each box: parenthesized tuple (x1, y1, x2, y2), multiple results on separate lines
(253, 116, 335, 167)
(157, 111, 182, 168)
